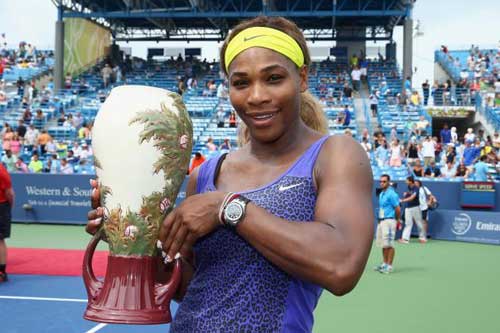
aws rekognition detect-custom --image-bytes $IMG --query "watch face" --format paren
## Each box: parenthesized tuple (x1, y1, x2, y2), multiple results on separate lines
(225, 201, 244, 223)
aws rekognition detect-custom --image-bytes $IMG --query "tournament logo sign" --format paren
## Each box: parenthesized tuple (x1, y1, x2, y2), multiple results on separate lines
(451, 213, 472, 235)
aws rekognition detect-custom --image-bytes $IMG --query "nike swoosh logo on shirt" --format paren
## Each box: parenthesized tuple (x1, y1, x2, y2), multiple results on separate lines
(278, 183, 303, 191)
(243, 35, 266, 42)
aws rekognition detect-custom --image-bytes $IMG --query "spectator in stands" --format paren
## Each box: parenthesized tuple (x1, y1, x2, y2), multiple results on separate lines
(493, 132, 500, 150)
(217, 80, 228, 101)
(421, 80, 430, 106)
(375, 142, 389, 167)
(351, 66, 361, 92)
(359, 58, 368, 82)
(14, 158, 28, 173)
(433, 136, 442, 160)
(342, 105, 351, 127)
(360, 137, 372, 157)
(16, 77, 24, 96)
(464, 128, 475, 143)
(369, 91, 378, 117)
(445, 144, 456, 164)
(64, 72, 72, 89)
(441, 161, 457, 178)
(66, 150, 79, 165)
(462, 141, 480, 166)
(400, 176, 426, 244)
(0, 91, 6, 103)
(24, 124, 38, 152)
(412, 159, 424, 177)
(48, 154, 60, 174)
(46, 138, 57, 155)
(2, 127, 13, 153)
(9, 134, 21, 157)
(389, 139, 403, 167)
(415, 116, 429, 136)
(34, 109, 44, 124)
(407, 139, 420, 165)
(78, 123, 92, 140)
(216, 107, 225, 128)
(16, 120, 26, 139)
(404, 77, 412, 95)
(469, 155, 490, 181)
(374, 174, 400, 274)
(229, 111, 237, 128)
(390, 126, 398, 142)
(60, 158, 73, 174)
(189, 152, 206, 175)
(219, 138, 231, 151)
(421, 136, 435, 167)
(101, 64, 112, 88)
(455, 162, 468, 177)
(28, 153, 43, 173)
(177, 77, 187, 96)
(424, 161, 441, 178)
(63, 114, 74, 128)
(1, 150, 16, 173)
(79, 143, 93, 161)
(206, 137, 217, 152)
(343, 83, 353, 101)
(480, 141, 493, 158)
(450, 126, 458, 144)
(72, 112, 83, 129)
(410, 90, 421, 106)
(37, 129, 51, 155)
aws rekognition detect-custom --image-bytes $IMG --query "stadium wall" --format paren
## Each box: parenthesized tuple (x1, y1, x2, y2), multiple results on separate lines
(64, 18, 111, 77)
(10, 175, 500, 245)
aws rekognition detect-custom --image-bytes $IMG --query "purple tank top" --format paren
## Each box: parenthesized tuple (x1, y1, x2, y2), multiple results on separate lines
(171, 135, 330, 333)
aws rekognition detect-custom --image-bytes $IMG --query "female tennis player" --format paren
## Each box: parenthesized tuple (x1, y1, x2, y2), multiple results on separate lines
(88, 16, 374, 332)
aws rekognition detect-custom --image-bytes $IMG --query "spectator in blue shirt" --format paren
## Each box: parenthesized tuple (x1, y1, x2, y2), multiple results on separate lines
(440, 123, 451, 145)
(462, 141, 480, 166)
(404, 77, 412, 94)
(471, 155, 489, 181)
(375, 174, 401, 274)
(342, 105, 351, 126)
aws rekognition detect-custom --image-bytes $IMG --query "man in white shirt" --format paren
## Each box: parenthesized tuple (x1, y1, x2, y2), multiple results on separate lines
(351, 66, 362, 92)
(415, 116, 429, 136)
(60, 158, 73, 174)
(440, 161, 457, 178)
(421, 136, 435, 167)
(24, 125, 39, 151)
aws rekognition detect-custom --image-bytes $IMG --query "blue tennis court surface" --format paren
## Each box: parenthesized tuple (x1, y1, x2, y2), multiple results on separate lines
(0, 275, 178, 333)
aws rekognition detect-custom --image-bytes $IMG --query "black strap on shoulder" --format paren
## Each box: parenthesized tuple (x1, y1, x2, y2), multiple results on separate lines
(214, 153, 228, 186)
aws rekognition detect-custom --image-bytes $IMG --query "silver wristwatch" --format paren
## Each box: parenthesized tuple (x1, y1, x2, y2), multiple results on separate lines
(223, 196, 250, 228)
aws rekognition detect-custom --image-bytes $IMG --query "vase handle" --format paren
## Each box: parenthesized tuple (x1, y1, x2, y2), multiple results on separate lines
(155, 258, 182, 307)
(82, 228, 104, 301)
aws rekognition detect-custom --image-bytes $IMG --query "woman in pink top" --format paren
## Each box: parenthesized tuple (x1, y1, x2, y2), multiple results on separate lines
(2, 127, 13, 151)
(389, 139, 403, 167)
(9, 133, 21, 156)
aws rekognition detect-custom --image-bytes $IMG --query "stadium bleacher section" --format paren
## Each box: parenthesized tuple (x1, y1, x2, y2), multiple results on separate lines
(0, 45, 498, 182)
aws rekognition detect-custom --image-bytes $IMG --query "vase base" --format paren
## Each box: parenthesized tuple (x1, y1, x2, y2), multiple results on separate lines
(84, 305, 172, 325)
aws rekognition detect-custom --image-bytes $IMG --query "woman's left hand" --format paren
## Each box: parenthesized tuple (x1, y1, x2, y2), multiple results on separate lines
(159, 191, 226, 261)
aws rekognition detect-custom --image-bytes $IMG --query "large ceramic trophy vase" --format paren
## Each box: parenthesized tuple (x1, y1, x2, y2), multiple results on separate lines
(82, 85, 192, 324)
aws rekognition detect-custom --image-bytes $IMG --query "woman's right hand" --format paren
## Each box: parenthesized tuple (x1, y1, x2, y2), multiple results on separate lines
(86, 179, 104, 235)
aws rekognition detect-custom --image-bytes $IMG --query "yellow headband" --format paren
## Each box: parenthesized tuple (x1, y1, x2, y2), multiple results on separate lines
(224, 26, 305, 72)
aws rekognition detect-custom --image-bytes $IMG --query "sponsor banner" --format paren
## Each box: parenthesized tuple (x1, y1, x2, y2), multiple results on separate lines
(12, 173, 94, 224)
(461, 181, 496, 209)
(431, 210, 500, 245)
(11, 174, 190, 225)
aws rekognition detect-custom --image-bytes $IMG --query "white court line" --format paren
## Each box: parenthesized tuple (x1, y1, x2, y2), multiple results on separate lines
(0, 295, 87, 302)
(1, 295, 109, 332)
(85, 323, 108, 333)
